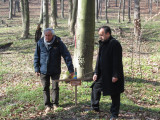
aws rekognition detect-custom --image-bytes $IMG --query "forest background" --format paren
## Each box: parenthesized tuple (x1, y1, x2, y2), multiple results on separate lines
(0, 0, 160, 119)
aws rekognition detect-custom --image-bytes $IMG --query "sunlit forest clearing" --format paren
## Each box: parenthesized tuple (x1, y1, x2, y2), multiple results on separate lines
(0, 0, 160, 119)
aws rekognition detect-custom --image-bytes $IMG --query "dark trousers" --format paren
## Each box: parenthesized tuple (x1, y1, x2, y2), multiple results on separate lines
(91, 83, 120, 117)
(40, 74, 60, 107)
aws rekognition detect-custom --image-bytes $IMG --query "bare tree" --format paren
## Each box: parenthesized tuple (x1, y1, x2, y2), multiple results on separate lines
(122, 0, 126, 21)
(69, 0, 78, 36)
(99, 0, 103, 19)
(61, 0, 64, 18)
(116, 0, 118, 7)
(68, 0, 73, 27)
(75, 0, 95, 78)
(14, 0, 20, 16)
(105, 0, 109, 23)
(95, 0, 99, 22)
(149, 0, 152, 17)
(9, 0, 13, 19)
(118, 0, 122, 23)
(128, 0, 131, 23)
(43, 0, 49, 30)
(51, 0, 57, 28)
(134, 0, 141, 40)
(20, 0, 30, 38)
(39, 0, 43, 24)
(107, 0, 110, 7)
(2, 0, 6, 3)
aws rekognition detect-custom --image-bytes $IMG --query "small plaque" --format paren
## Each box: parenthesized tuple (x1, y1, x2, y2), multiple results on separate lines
(70, 80, 81, 86)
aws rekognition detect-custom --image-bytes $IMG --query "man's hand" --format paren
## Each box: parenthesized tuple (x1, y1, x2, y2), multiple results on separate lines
(70, 72, 74, 78)
(93, 74, 97, 81)
(112, 77, 118, 83)
(35, 72, 40, 77)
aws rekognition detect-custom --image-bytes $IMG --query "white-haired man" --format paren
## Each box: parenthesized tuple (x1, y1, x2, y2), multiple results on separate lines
(34, 28, 74, 113)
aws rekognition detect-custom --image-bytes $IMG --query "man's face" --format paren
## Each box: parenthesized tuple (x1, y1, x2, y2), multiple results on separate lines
(98, 28, 110, 42)
(44, 31, 53, 42)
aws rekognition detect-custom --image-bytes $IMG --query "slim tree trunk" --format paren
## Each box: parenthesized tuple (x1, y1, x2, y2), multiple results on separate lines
(9, 0, 13, 19)
(95, 0, 99, 22)
(128, 0, 131, 23)
(122, 0, 125, 21)
(107, 0, 110, 7)
(99, 0, 103, 19)
(39, 0, 43, 24)
(134, 0, 141, 39)
(149, 0, 152, 17)
(75, 0, 95, 78)
(61, 0, 64, 18)
(43, 0, 49, 30)
(118, 0, 122, 23)
(116, 0, 118, 7)
(68, 0, 73, 27)
(69, 0, 78, 35)
(2, 0, 6, 3)
(105, 0, 109, 23)
(51, 0, 57, 28)
(21, 0, 30, 38)
(157, 0, 159, 12)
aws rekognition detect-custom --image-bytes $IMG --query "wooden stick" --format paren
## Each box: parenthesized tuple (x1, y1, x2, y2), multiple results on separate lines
(54, 77, 92, 82)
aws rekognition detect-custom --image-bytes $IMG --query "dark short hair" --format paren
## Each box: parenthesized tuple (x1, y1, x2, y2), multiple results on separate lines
(99, 26, 111, 35)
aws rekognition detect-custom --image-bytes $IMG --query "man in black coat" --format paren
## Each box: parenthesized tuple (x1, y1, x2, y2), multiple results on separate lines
(91, 26, 124, 119)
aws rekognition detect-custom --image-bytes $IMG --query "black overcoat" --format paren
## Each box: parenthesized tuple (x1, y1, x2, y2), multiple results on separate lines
(94, 36, 124, 95)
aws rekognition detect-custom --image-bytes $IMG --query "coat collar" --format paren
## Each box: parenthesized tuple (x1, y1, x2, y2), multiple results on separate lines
(99, 35, 113, 45)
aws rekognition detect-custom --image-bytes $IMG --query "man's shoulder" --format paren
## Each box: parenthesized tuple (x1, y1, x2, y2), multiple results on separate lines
(37, 37, 44, 44)
(110, 38, 120, 44)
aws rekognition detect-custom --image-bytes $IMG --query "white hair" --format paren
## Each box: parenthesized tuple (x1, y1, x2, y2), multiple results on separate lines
(44, 28, 55, 35)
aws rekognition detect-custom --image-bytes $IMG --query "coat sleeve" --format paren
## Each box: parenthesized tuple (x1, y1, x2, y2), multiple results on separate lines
(34, 42, 40, 73)
(112, 40, 123, 78)
(60, 41, 74, 73)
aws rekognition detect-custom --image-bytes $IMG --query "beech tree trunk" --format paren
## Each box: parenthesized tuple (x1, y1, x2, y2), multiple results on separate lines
(134, 0, 141, 39)
(21, 0, 30, 38)
(69, 0, 78, 36)
(75, 0, 95, 78)
(43, 0, 49, 30)
(51, 0, 57, 28)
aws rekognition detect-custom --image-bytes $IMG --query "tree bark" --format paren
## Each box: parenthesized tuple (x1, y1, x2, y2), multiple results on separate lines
(128, 0, 131, 23)
(122, 0, 125, 21)
(118, 0, 122, 23)
(2, 0, 6, 3)
(43, 0, 49, 30)
(20, 0, 30, 38)
(14, 0, 20, 16)
(75, 0, 95, 78)
(116, 0, 118, 7)
(61, 0, 64, 18)
(69, 0, 78, 36)
(39, 0, 43, 24)
(95, 0, 99, 22)
(99, 0, 103, 19)
(9, 0, 13, 19)
(68, 0, 73, 27)
(105, 0, 109, 23)
(107, 0, 110, 8)
(134, 0, 141, 39)
(51, 0, 57, 28)
(149, 0, 152, 17)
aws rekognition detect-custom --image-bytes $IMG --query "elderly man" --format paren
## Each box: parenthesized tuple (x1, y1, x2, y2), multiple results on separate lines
(34, 28, 74, 113)
(91, 26, 124, 120)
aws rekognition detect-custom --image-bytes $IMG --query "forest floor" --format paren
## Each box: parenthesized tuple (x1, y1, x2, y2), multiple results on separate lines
(0, 0, 160, 120)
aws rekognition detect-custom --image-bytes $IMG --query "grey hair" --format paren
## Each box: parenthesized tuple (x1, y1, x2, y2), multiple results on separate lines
(44, 28, 55, 35)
